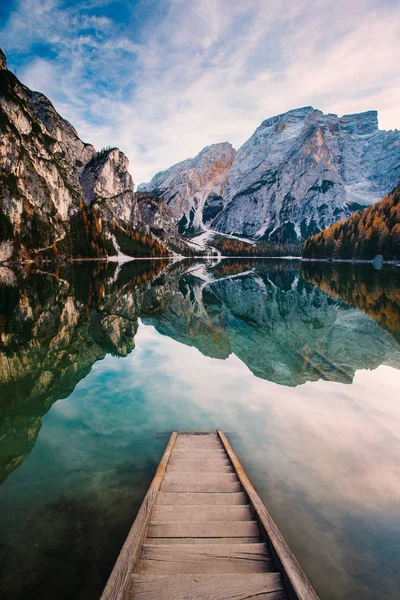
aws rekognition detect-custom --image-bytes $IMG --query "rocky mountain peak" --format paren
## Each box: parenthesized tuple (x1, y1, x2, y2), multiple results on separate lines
(259, 106, 319, 130)
(0, 47, 185, 260)
(79, 147, 136, 223)
(0, 48, 7, 70)
(144, 106, 399, 242)
(139, 141, 236, 234)
(339, 110, 379, 135)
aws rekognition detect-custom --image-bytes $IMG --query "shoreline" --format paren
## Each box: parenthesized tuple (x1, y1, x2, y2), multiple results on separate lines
(1, 256, 399, 266)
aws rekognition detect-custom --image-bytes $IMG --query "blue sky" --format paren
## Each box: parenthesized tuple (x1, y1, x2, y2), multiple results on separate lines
(1, 0, 399, 182)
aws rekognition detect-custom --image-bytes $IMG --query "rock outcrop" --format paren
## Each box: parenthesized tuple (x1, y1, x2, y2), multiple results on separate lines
(138, 142, 235, 234)
(135, 192, 184, 250)
(0, 47, 184, 260)
(0, 48, 7, 71)
(141, 107, 400, 242)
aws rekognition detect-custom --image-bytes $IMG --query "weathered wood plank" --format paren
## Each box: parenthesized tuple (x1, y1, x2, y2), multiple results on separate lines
(167, 465, 233, 473)
(147, 521, 260, 538)
(101, 432, 177, 600)
(138, 543, 272, 574)
(173, 444, 223, 450)
(152, 505, 253, 522)
(130, 573, 286, 600)
(156, 492, 248, 506)
(218, 431, 320, 600)
(164, 472, 237, 482)
(171, 450, 228, 458)
(146, 537, 261, 545)
(176, 435, 222, 447)
(177, 433, 219, 439)
(174, 438, 222, 446)
(161, 481, 242, 493)
(176, 433, 219, 438)
(168, 458, 231, 467)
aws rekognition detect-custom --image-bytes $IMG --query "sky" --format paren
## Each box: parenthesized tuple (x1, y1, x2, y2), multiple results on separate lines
(1, 0, 400, 183)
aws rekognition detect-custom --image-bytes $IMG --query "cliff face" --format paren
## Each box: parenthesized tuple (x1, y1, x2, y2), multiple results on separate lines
(135, 192, 184, 250)
(140, 107, 400, 242)
(138, 142, 235, 234)
(212, 107, 400, 242)
(0, 48, 183, 260)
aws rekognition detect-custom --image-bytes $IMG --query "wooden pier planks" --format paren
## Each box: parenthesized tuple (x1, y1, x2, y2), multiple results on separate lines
(101, 431, 320, 600)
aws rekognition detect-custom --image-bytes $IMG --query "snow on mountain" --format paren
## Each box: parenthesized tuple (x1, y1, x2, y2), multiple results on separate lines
(140, 107, 400, 242)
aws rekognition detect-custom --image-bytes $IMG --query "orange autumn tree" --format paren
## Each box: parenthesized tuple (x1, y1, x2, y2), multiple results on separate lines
(303, 186, 400, 260)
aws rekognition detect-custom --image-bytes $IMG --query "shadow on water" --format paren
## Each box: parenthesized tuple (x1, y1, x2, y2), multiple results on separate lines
(0, 258, 399, 599)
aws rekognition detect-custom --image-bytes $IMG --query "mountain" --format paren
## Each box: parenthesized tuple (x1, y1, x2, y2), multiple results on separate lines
(0, 48, 187, 261)
(302, 186, 400, 260)
(140, 107, 400, 242)
(138, 142, 235, 234)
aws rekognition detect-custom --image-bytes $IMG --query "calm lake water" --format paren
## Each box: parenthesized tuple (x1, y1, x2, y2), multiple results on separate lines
(0, 258, 400, 600)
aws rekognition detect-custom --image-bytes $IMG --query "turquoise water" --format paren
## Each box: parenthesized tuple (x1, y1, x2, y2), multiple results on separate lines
(0, 259, 400, 599)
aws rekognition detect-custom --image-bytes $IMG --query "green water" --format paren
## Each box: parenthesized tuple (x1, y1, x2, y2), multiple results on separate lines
(0, 259, 400, 599)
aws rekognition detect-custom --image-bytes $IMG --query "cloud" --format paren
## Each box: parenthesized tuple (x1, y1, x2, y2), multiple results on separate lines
(1, 0, 399, 182)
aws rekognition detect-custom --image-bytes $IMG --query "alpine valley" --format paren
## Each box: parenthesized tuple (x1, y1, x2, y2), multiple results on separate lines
(0, 48, 189, 262)
(1, 45, 400, 261)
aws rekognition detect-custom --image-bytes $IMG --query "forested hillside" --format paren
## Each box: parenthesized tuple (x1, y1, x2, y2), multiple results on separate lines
(302, 187, 400, 260)
(210, 235, 301, 257)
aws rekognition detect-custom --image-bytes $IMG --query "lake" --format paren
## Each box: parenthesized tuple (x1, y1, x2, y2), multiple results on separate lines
(0, 258, 399, 600)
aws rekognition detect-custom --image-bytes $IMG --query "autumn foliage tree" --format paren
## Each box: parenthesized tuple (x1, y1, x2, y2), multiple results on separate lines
(211, 236, 301, 257)
(302, 186, 400, 260)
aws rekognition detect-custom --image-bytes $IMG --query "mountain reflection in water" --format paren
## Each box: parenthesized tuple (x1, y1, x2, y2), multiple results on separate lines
(1, 259, 399, 485)
(0, 258, 399, 600)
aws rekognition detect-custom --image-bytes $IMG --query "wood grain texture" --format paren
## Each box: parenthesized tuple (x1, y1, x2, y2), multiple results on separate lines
(173, 444, 224, 451)
(161, 481, 242, 493)
(167, 465, 233, 473)
(156, 492, 248, 505)
(168, 458, 231, 467)
(130, 573, 286, 600)
(171, 450, 228, 458)
(174, 438, 222, 446)
(146, 537, 262, 545)
(164, 472, 238, 482)
(147, 521, 260, 538)
(218, 431, 320, 600)
(102, 431, 318, 600)
(153, 505, 253, 522)
(137, 543, 272, 574)
(175, 437, 221, 442)
(101, 432, 177, 600)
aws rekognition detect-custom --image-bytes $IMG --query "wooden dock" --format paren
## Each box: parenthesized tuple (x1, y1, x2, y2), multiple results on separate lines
(101, 431, 320, 600)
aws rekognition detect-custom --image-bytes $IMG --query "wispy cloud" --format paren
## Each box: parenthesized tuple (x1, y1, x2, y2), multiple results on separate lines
(1, 0, 399, 182)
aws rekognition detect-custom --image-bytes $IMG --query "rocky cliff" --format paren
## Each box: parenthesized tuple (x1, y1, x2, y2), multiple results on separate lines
(141, 107, 400, 242)
(138, 142, 235, 234)
(0, 48, 185, 261)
